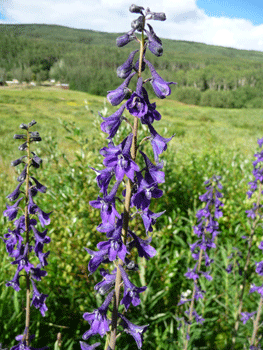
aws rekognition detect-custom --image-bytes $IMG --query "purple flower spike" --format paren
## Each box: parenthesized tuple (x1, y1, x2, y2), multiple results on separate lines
(119, 265, 147, 310)
(100, 104, 126, 139)
(82, 290, 114, 340)
(147, 123, 174, 162)
(119, 314, 149, 349)
(117, 50, 139, 79)
(144, 59, 176, 99)
(107, 72, 136, 106)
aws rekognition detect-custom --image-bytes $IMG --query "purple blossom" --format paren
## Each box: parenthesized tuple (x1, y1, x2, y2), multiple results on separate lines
(89, 181, 121, 224)
(6, 268, 21, 292)
(240, 311, 256, 324)
(126, 78, 148, 118)
(116, 28, 136, 47)
(94, 268, 116, 295)
(119, 314, 148, 349)
(97, 230, 127, 262)
(102, 134, 140, 181)
(144, 59, 176, 99)
(117, 50, 138, 79)
(89, 166, 115, 195)
(127, 230, 156, 260)
(147, 123, 174, 162)
(144, 23, 163, 57)
(119, 265, 147, 310)
(100, 104, 126, 139)
(85, 247, 109, 274)
(140, 87, 161, 124)
(82, 290, 114, 340)
(79, 342, 101, 350)
(30, 279, 48, 316)
(3, 197, 23, 221)
(6, 182, 23, 201)
(107, 72, 136, 106)
(131, 171, 163, 210)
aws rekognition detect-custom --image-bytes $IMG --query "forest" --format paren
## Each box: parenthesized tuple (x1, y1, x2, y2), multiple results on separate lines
(1, 23, 263, 108)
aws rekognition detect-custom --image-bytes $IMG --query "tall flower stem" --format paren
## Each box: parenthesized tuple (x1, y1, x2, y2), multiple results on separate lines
(231, 183, 262, 348)
(183, 249, 204, 350)
(109, 24, 145, 350)
(22, 129, 31, 346)
(251, 296, 263, 347)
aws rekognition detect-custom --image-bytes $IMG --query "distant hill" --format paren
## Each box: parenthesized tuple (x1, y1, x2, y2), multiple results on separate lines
(1, 23, 263, 108)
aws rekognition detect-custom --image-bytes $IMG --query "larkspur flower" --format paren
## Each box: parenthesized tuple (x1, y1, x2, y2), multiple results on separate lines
(82, 290, 114, 340)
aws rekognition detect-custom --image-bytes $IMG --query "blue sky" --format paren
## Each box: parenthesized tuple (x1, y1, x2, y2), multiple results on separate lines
(197, 0, 263, 25)
(1, 0, 263, 51)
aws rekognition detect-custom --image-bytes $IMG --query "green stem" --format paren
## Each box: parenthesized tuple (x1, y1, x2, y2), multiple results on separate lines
(183, 249, 203, 350)
(22, 129, 31, 345)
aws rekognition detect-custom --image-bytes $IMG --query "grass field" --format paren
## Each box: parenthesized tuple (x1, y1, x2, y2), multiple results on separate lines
(1, 86, 263, 350)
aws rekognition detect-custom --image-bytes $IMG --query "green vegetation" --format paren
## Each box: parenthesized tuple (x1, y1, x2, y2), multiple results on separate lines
(1, 24, 263, 107)
(1, 88, 263, 349)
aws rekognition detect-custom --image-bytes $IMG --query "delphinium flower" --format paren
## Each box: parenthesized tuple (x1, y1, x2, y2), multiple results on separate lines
(1, 121, 50, 348)
(81, 4, 175, 350)
(233, 137, 263, 349)
(178, 176, 223, 350)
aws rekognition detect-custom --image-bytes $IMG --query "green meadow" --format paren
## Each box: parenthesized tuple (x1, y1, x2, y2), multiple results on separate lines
(1, 86, 263, 349)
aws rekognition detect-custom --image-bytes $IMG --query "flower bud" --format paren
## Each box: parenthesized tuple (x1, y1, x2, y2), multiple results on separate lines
(31, 137, 42, 142)
(149, 12, 166, 21)
(131, 16, 144, 32)
(28, 120, 37, 127)
(18, 142, 28, 151)
(116, 33, 134, 47)
(13, 134, 26, 139)
(11, 156, 26, 167)
(129, 4, 144, 14)
(30, 131, 40, 137)
(20, 123, 28, 130)
(17, 165, 27, 182)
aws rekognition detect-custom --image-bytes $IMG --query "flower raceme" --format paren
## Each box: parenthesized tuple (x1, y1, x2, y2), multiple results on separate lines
(2, 121, 50, 348)
(82, 4, 175, 350)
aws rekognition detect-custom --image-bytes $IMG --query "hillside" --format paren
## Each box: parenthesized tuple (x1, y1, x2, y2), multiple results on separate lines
(1, 23, 263, 108)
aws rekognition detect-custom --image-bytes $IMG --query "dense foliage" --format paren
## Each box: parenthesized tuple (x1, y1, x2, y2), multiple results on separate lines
(1, 24, 263, 108)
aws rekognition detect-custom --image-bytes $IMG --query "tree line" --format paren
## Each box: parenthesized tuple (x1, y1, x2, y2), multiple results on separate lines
(1, 24, 263, 108)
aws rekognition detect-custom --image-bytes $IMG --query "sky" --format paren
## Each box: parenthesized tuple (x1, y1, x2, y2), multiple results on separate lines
(1, 0, 263, 51)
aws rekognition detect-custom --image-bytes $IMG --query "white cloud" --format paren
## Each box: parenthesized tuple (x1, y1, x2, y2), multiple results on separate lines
(2, 0, 263, 51)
